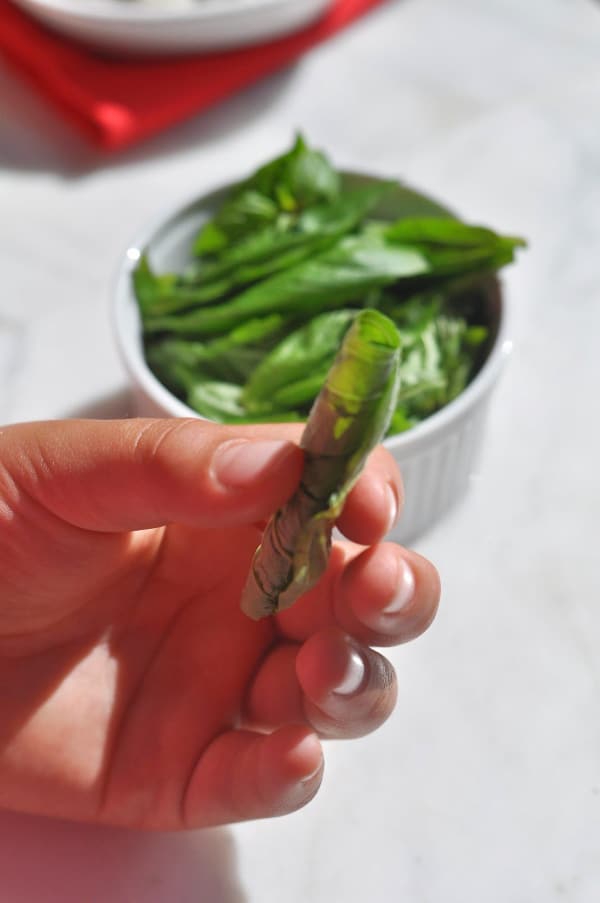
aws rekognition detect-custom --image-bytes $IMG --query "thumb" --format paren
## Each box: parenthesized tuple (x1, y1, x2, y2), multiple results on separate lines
(0, 418, 304, 532)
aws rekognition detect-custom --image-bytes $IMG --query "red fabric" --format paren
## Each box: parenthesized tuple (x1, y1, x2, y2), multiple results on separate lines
(0, 0, 386, 150)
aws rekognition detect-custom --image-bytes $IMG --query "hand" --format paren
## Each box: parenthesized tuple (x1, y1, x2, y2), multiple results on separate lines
(0, 418, 440, 829)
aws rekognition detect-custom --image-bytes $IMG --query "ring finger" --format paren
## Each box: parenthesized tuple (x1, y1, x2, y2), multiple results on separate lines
(243, 627, 397, 740)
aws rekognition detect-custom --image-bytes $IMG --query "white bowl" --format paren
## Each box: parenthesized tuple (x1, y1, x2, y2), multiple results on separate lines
(12, 0, 333, 55)
(112, 173, 511, 544)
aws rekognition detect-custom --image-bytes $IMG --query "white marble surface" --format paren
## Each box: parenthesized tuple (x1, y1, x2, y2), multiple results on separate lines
(1, 0, 600, 900)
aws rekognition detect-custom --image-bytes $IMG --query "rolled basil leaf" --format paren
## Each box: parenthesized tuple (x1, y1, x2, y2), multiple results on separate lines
(240, 309, 401, 620)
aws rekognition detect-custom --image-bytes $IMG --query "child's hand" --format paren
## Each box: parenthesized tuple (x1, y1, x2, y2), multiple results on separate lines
(0, 418, 440, 829)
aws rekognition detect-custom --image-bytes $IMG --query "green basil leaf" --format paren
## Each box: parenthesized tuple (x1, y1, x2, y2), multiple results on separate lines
(144, 234, 429, 338)
(187, 380, 301, 423)
(244, 309, 357, 407)
(186, 183, 395, 288)
(146, 314, 286, 385)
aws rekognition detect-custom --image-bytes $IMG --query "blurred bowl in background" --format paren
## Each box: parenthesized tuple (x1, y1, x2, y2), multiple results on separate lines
(112, 173, 511, 544)
(11, 0, 334, 56)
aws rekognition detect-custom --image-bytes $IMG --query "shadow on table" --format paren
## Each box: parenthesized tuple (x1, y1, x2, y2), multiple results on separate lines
(0, 810, 247, 903)
(64, 388, 136, 420)
(0, 60, 298, 178)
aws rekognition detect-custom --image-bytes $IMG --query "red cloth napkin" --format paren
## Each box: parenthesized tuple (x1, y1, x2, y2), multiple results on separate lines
(0, 0, 386, 151)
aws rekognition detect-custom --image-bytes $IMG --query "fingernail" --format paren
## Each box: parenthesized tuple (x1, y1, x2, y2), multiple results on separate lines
(382, 557, 415, 614)
(212, 439, 293, 488)
(385, 483, 399, 533)
(294, 736, 324, 784)
(333, 646, 366, 695)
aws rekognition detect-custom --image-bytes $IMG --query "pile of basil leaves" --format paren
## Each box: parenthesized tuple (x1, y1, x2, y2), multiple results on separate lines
(133, 135, 525, 434)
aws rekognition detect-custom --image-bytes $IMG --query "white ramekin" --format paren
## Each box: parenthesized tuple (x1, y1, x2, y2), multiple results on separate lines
(112, 175, 511, 545)
(11, 0, 333, 55)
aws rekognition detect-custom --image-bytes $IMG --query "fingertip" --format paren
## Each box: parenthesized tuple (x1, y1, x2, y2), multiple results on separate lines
(339, 544, 401, 618)
(205, 435, 304, 526)
(185, 726, 323, 827)
(153, 423, 304, 528)
(263, 726, 324, 787)
(256, 726, 324, 817)
(337, 452, 403, 544)
(295, 629, 398, 740)
(211, 438, 302, 491)
(296, 628, 365, 702)
(338, 544, 441, 645)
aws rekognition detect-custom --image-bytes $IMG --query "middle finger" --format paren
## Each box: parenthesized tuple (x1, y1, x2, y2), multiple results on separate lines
(275, 541, 441, 648)
(243, 628, 397, 740)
